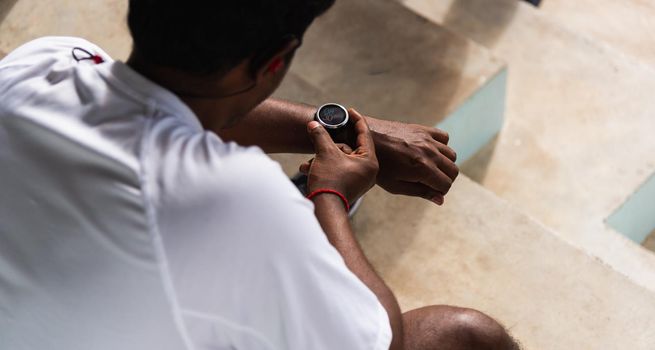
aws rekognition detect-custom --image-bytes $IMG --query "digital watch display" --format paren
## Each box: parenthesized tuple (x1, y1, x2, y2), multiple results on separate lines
(314, 103, 352, 145)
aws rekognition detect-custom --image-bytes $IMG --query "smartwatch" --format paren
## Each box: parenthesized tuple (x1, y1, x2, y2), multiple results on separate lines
(314, 103, 352, 145)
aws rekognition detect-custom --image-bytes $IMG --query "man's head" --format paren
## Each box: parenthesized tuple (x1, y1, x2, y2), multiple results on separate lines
(126, 0, 334, 127)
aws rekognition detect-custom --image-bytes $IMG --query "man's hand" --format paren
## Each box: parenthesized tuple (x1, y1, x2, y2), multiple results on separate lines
(304, 110, 379, 204)
(216, 99, 459, 204)
(366, 117, 459, 205)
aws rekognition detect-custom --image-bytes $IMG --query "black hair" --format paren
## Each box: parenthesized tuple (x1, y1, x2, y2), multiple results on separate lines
(127, 0, 335, 76)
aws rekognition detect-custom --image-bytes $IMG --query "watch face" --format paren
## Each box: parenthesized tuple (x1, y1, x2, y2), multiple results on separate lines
(317, 104, 348, 128)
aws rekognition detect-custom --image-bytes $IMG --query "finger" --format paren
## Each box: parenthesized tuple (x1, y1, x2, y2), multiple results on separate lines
(307, 121, 336, 154)
(432, 194, 445, 206)
(388, 181, 445, 205)
(299, 158, 314, 174)
(438, 143, 457, 163)
(438, 154, 460, 180)
(336, 143, 354, 155)
(349, 109, 375, 158)
(430, 127, 450, 145)
(417, 165, 454, 194)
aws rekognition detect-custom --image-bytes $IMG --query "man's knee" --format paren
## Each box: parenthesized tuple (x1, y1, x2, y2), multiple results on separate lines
(403, 305, 520, 350)
(444, 306, 517, 349)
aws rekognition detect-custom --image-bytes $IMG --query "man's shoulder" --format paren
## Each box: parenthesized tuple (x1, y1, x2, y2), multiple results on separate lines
(0, 36, 107, 68)
(143, 119, 274, 176)
(143, 123, 295, 206)
(149, 125, 315, 258)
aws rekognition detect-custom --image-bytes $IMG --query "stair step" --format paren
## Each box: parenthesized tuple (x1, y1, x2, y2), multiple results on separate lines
(540, 0, 655, 257)
(358, 176, 655, 350)
(401, 0, 655, 291)
(274, 0, 507, 167)
(540, 0, 655, 67)
(272, 2, 655, 347)
(607, 173, 655, 245)
(0, 0, 130, 59)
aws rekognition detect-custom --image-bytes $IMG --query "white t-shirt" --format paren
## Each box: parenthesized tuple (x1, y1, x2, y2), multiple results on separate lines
(0, 37, 392, 350)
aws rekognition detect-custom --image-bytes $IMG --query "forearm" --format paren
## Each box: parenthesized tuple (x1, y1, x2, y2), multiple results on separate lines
(217, 98, 316, 153)
(313, 195, 404, 350)
(216, 98, 387, 153)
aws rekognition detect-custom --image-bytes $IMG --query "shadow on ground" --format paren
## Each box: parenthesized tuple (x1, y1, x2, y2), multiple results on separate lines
(0, 0, 18, 57)
(0, 0, 18, 25)
(460, 135, 500, 183)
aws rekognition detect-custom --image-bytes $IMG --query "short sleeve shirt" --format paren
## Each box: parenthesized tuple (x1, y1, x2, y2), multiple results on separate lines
(0, 37, 392, 350)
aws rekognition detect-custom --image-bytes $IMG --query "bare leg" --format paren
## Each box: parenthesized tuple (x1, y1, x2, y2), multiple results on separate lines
(402, 305, 521, 350)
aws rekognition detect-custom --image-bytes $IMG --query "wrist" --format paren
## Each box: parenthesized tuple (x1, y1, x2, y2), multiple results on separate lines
(311, 191, 350, 214)
(307, 189, 350, 212)
(364, 116, 391, 155)
(364, 115, 382, 135)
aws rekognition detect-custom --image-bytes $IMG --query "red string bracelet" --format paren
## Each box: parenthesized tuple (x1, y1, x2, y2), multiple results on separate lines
(307, 189, 350, 212)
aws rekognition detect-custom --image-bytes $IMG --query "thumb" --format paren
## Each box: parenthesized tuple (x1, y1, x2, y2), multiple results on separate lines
(307, 121, 334, 154)
(299, 158, 314, 174)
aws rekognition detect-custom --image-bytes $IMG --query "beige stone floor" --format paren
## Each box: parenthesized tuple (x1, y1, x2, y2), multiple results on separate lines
(275, 0, 504, 127)
(541, 0, 655, 67)
(540, 0, 655, 256)
(355, 177, 655, 350)
(0, 0, 130, 59)
(271, 0, 505, 174)
(403, 0, 655, 291)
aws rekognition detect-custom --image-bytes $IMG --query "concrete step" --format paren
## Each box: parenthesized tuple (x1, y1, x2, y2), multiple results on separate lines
(539, 0, 655, 256)
(274, 0, 507, 166)
(540, 0, 655, 67)
(356, 175, 655, 350)
(400, 0, 655, 291)
(270, 1, 655, 348)
(0, 0, 131, 59)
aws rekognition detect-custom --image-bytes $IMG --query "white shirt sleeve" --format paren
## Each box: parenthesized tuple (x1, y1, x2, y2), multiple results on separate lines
(144, 122, 392, 350)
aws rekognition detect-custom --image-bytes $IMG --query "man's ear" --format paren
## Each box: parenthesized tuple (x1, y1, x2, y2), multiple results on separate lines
(256, 38, 301, 80)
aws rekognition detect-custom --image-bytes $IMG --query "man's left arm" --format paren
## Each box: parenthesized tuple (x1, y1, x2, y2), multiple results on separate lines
(217, 98, 459, 203)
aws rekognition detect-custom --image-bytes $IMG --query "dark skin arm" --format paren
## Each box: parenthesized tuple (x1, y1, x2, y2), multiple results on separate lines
(218, 99, 314, 153)
(313, 195, 404, 350)
(306, 111, 403, 349)
(217, 98, 459, 205)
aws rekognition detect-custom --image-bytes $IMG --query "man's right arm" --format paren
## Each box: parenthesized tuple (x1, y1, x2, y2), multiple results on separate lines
(304, 111, 404, 349)
(313, 194, 404, 350)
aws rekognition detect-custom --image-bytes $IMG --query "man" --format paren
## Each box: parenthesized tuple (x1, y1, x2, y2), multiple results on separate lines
(0, 1, 519, 349)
